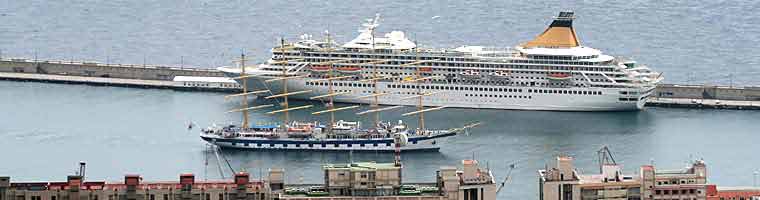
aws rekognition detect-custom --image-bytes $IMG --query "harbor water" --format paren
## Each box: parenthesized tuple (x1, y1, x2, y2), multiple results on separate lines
(1, 0, 760, 199)
(2, 81, 760, 199)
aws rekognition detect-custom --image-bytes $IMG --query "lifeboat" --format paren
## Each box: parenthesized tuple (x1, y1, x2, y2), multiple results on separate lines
(547, 73, 573, 80)
(419, 67, 432, 72)
(459, 70, 481, 79)
(336, 66, 361, 73)
(310, 65, 331, 73)
(287, 124, 313, 138)
(488, 71, 510, 80)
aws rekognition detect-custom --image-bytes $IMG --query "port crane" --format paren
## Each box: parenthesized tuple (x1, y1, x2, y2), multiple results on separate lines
(597, 145, 617, 173)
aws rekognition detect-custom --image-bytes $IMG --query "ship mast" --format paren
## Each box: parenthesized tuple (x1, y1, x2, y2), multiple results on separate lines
(398, 44, 445, 134)
(225, 53, 273, 127)
(280, 38, 290, 127)
(326, 32, 336, 133)
(240, 53, 250, 128)
(308, 33, 360, 133)
(370, 21, 380, 126)
(415, 48, 424, 131)
(261, 39, 313, 130)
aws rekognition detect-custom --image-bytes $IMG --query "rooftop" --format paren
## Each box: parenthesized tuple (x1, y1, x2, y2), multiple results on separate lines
(323, 162, 400, 171)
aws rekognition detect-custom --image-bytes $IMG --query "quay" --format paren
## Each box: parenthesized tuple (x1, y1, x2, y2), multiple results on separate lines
(0, 58, 240, 92)
(647, 84, 760, 110)
(646, 98, 760, 110)
(0, 159, 497, 200)
(2, 57, 760, 109)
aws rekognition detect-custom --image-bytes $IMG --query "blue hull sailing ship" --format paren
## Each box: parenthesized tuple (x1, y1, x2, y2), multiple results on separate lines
(200, 49, 479, 151)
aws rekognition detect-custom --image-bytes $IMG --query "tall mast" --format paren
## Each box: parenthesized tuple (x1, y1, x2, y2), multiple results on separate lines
(240, 53, 249, 128)
(414, 46, 424, 131)
(326, 32, 336, 134)
(370, 23, 381, 126)
(280, 38, 290, 127)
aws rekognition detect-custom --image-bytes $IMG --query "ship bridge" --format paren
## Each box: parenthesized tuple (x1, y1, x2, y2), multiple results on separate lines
(341, 14, 416, 50)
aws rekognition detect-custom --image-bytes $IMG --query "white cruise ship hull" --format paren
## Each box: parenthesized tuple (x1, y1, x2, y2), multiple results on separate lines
(223, 70, 652, 111)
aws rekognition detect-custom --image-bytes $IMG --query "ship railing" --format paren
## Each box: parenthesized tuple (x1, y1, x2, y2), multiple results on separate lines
(480, 46, 514, 52)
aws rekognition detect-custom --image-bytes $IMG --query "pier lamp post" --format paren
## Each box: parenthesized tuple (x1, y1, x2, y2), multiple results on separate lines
(754, 170, 758, 187)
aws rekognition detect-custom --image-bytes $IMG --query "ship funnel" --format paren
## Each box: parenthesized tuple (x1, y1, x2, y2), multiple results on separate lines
(522, 11, 580, 48)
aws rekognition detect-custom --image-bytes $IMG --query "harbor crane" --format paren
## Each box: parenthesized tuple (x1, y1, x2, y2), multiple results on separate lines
(597, 145, 617, 173)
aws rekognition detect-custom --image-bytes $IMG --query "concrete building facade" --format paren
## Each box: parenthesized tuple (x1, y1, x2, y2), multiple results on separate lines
(539, 156, 711, 200)
(1, 160, 496, 200)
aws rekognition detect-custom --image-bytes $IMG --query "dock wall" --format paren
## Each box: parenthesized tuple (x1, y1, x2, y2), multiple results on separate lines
(0, 58, 224, 81)
(654, 84, 760, 101)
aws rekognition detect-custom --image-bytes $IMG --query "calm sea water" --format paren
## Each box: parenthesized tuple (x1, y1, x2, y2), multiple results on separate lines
(1, 1, 760, 199)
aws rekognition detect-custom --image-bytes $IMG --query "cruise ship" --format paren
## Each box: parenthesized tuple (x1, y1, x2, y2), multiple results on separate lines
(220, 11, 663, 111)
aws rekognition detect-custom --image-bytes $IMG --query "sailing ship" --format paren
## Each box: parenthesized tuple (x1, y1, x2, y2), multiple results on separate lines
(220, 11, 663, 111)
(200, 46, 478, 151)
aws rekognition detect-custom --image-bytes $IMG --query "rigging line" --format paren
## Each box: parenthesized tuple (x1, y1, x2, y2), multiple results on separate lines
(216, 145, 237, 175)
(259, 78, 283, 106)
(204, 144, 209, 181)
(212, 145, 226, 179)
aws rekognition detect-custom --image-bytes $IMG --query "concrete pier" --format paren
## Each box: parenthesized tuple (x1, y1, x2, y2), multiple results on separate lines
(0, 58, 240, 92)
(647, 84, 760, 110)
(0, 58, 223, 80)
(646, 98, 760, 110)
